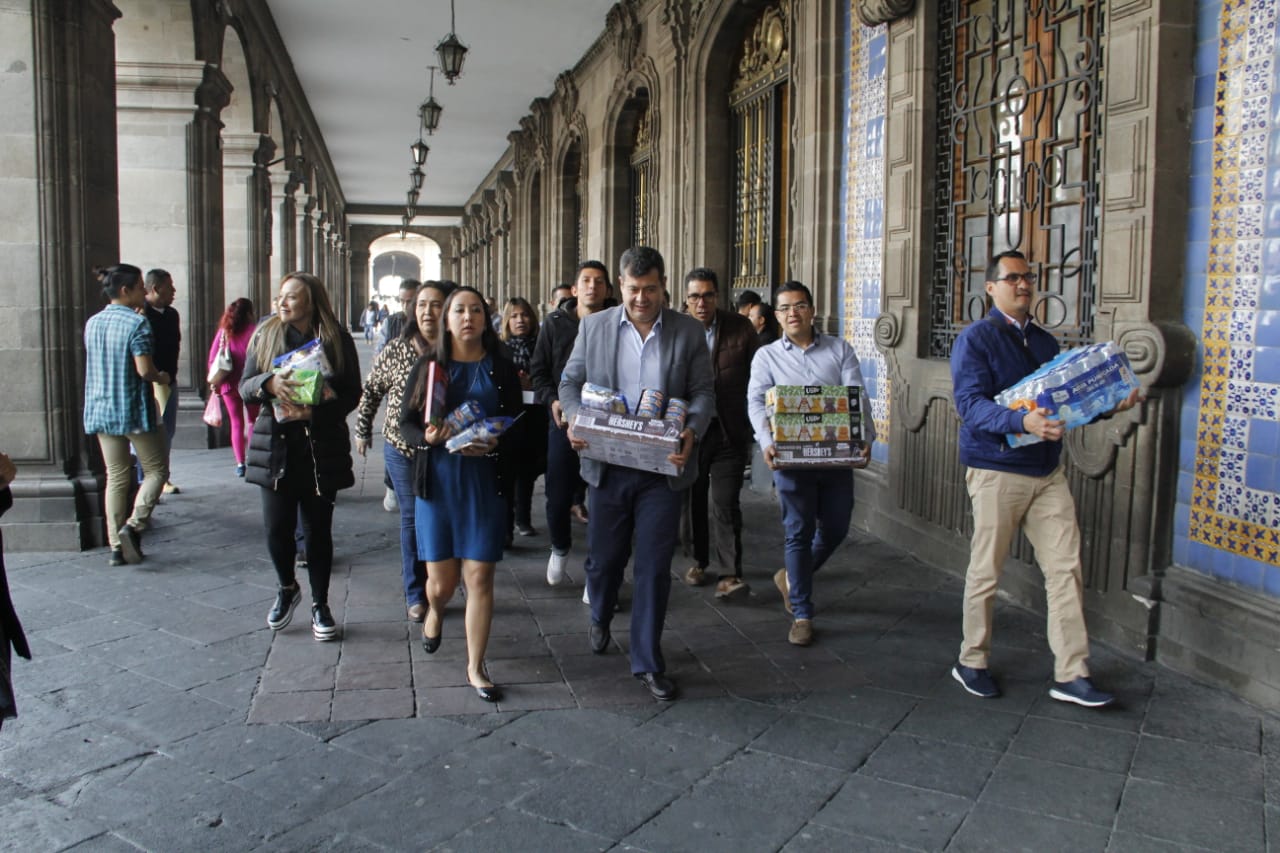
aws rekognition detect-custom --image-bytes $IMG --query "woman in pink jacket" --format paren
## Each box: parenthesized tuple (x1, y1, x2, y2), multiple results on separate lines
(208, 298, 260, 476)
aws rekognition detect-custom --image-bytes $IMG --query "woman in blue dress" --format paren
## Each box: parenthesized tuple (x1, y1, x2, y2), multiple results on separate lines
(400, 286, 523, 702)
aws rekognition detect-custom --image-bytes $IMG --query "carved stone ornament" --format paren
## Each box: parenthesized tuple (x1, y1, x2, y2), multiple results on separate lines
(660, 0, 708, 61)
(555, 72, 579, 127)
(854, 0, 916, 27)
(529, 97, 553, 164)
(509, 129, 532, 180)
(252, 135, 276, 169)
(608, 2, 641, 73)
(195, 63, 232, 115)
(874, 312, 902, 350)
(1115, 321, 1197, 389)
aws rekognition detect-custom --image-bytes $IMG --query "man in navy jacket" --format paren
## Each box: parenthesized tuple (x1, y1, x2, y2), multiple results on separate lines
(949, 250, 1140, 709)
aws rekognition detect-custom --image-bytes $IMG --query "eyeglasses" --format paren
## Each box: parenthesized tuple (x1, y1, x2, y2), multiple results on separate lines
(774, 303, 812, 314)
(686, 292, 716, 302)
(994, 272, 1038, 285)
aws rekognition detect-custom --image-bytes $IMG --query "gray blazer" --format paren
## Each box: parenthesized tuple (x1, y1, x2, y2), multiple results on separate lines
(560, 305, 716, 491)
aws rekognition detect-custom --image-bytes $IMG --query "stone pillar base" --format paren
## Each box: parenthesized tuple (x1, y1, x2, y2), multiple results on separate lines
(5, 473, 103, 551)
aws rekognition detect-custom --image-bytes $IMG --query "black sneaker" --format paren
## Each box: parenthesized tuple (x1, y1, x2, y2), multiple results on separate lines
(312, 604, 338, 641)
(117, 524, 144, 565)
(108, 548, 126, 567)
(267, 584, 301, 630)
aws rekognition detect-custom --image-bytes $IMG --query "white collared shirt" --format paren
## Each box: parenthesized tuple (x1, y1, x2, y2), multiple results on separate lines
(616, 312, 663, 413)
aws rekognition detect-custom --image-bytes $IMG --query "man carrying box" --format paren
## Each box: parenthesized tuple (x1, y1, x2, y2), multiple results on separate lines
(560, 246, 715, 702)
(747, 281, 875, 647)
(949, 250, 1141, 708)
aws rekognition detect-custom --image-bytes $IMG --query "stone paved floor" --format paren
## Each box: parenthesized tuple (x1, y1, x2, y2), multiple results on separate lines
(1, 362, 1278, 850)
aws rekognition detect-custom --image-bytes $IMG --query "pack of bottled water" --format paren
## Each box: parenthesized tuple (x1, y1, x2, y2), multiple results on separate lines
(995, 341, 1139, 447)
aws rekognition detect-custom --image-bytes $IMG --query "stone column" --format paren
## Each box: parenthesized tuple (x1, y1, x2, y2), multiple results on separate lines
(248, 135, 275, 312)
(117, 57, 214, 390)
(269, 169, 295, 287)
(0, 0, 121, 549)
(296, 195, 314, 274)
(185, 65, 231, 392)
(220, 132, 257, 302)
(788, 0, 845, 333)
(314, 215, 328, 281)
(349, 247, 371, 324)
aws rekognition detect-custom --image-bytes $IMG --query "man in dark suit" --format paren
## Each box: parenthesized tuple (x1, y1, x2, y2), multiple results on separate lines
(680, 267, 758, 600)
(560, 246, 716, 701)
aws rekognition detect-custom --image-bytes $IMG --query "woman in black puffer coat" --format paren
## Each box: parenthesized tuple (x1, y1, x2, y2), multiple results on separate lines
(240, 272, 361, 641)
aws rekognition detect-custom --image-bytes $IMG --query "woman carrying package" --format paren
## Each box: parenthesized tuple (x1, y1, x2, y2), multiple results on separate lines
(399, 286, 522, 702)
(207, 297, 260, 477)
(83, 264, 171, 567)
(240, 273, 361, 641)
(354, 280, 454, 622)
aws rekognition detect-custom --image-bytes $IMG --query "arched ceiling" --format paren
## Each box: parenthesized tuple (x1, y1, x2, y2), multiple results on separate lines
(265, 0, 617, 214)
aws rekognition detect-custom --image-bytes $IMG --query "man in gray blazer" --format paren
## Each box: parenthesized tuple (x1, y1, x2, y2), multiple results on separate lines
(560, 246, 716, 701)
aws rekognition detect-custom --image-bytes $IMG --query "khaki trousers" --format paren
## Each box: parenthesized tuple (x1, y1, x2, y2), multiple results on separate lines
(97, 430, 168, 549)
(959, 466, 1091, 683)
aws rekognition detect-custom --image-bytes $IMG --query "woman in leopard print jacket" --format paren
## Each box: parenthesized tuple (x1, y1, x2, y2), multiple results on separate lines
(354, 280, 455, 621)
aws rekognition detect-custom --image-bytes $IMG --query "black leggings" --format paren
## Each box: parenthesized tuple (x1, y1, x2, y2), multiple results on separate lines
(261, 484, 336, 605)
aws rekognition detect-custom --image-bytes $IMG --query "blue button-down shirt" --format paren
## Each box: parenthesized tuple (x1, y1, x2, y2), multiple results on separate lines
(747, 331, 876, 448)
(617, 313, 663, 413)
(83, 304, 156, 435)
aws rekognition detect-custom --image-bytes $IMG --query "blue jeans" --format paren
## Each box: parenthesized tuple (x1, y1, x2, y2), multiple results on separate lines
(587, 467, 683, 675)
(384, 442, 425, 606)
(772, 468, 854, 620)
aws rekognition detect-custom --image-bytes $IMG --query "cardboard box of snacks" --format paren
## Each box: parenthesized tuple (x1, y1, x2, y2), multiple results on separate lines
(572, 408, 682, 477)
(767, 385, 867, 468)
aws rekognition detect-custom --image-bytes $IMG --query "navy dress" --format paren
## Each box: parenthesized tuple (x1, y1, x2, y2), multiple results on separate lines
(415, 357, 505, 563)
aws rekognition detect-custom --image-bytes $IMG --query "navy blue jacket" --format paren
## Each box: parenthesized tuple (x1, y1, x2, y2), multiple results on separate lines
(950, 308, 1062, 477)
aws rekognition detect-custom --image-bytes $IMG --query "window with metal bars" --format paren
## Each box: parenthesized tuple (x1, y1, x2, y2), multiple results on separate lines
(630, 107, 653, 247)
(730, 1, 791, 299)
(929, 0, 1103, 358)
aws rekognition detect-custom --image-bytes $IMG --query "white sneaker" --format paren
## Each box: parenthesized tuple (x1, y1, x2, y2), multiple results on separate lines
(547, 550, 568, 586)
(582, 585, 590, 604)
(383, 487, 398, 512)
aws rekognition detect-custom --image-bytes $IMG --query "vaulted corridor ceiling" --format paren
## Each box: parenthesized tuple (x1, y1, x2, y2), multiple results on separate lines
(266, 0, 618, 211)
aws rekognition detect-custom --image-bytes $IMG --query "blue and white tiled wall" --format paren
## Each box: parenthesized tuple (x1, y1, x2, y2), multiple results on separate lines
(1177, 0, 1280, 594)
(842, 16, 888, 463)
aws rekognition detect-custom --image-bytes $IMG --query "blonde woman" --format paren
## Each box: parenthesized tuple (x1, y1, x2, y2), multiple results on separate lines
(499, 297, 548, 541)
(239, 273, 361, 641)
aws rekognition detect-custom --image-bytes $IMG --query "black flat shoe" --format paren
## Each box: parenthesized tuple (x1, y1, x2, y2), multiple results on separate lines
(472, 683, 502, 703)
(636, 671, 677, 701)
(421, 607, 442, 653)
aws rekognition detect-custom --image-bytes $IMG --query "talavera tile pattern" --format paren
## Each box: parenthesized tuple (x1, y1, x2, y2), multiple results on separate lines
(1179, 0, 1280, 592)
(843, 16, 889, 456)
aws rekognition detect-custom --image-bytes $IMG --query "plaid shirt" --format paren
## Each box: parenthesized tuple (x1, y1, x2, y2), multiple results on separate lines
(83, 304, 156, 435)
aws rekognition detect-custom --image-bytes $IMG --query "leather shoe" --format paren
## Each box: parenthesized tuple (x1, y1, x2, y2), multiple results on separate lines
(407, 603, 426, 622)
(422, 605, 442, 653)
(473, 683, 502, 703)
(636, 672, 677, 701)
(589, 622, 610, 654)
